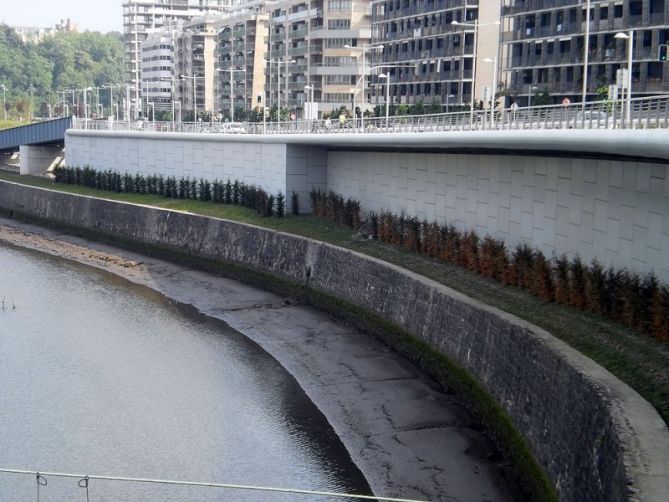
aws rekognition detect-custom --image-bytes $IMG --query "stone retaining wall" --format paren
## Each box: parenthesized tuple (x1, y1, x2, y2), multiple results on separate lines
(0, 179, 667, 502)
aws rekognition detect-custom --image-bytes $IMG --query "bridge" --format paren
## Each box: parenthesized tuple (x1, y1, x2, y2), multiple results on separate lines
(0, 117, 71, 174)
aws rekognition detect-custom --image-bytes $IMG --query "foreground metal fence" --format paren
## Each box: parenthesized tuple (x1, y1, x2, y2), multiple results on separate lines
(0, 468, 425, 502)
(72, 95, 669, 136)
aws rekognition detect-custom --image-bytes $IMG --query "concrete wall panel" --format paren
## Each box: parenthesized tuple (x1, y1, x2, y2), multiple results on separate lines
(327, 151, 669, 280)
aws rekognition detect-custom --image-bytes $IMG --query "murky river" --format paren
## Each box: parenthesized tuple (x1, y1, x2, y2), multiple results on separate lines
(0, 243, 371, 501)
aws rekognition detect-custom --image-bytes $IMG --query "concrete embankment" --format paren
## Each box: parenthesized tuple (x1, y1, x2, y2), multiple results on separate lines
(0, 179, 667, 501)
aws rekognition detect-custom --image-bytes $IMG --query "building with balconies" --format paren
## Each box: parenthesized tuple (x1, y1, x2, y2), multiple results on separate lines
(370, 0, 500, 111)
(123, 0, 230, 117)
(500, 0, 669, 105)
(267, 0, 371, 117)
(140, 24, 180, 117)
(215, 8, 270, 117)
(175, 16, 219, 119)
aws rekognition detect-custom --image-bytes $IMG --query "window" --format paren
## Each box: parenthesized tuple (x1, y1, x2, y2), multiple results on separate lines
(327, 0, 351, 11)
(328, 19, 351, 30)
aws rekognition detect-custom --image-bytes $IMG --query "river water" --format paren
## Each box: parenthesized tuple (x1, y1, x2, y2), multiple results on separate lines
(0, 243, 371, 501)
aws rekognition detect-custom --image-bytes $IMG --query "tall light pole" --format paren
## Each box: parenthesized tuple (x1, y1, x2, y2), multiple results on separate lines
(452, 19, 500, 128)
(82, 86, 91, 128)
(304, 84, 314, 129)
(483, 56, 498, 128)
(527, 85, 539, 108)
(1, 84, 7, 121)
(216, 67, 246, 122)
(379, 73, 390, 128)
(283, 58, 296, 129)
(344, 43, 384, 130)
(446, 93, 455, 113)
(180, 74, 201, 121)
(582, 0, 591, 110)
(615, 30, 634, 128)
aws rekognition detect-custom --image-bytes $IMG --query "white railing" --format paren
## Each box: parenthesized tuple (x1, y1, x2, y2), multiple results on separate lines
(0, 468, 425, 502)
(72, 95, 669, 136)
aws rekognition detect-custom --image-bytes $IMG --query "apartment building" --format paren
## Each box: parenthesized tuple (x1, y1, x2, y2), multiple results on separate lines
(140, 24, 180, 116)
(370, 0, 500, 110)
(123, 0, 229, 117)
(500, 0, 669, 105)
(266, 0, 371, 117)
(216, 8, 270, 116)
(175, 16, 219, 119)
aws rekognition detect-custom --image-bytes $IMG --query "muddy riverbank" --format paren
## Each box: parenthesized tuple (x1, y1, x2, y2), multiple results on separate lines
(0, 216, 514, 501)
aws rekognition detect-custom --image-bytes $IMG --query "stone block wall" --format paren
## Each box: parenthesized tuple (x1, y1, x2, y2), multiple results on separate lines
(328, 151, 669, 281)
(0, 179, 666, 502)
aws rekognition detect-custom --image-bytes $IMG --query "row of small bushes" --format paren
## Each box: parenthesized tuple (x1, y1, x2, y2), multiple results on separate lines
(308, 189, 668, 341)
(379, 210, 669, 338)
(309, 189, 362, 229)
(54, 166, 300, 218)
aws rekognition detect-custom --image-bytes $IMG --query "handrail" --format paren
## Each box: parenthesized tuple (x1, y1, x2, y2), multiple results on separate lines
(69, 95, 669, 135)
(0, 468, 426, 501)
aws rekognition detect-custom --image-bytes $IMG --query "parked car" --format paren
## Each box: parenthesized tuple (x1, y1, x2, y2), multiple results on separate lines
(216, 122, 246, 134)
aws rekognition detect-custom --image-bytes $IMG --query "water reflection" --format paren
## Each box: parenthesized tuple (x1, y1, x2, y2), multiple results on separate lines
(0, 244, 370, 501)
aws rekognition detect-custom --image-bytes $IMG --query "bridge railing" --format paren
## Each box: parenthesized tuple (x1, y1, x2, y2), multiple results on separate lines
(70, 95, 669, 136)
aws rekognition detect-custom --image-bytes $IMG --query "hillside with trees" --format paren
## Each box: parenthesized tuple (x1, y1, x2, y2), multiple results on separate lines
(0, 24, 123, 122)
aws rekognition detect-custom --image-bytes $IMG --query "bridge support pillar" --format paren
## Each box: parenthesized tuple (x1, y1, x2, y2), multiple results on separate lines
(19, 145, 64, 176)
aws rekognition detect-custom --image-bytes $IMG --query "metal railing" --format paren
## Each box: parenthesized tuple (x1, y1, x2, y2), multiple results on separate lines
(71, 95, 669, 136)
(0, 468, 425, 502)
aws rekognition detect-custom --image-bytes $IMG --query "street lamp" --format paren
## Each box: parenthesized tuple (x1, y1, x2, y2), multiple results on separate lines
(445, 93, 455, 113)
(82, 87, 92, 128)
(582, 0, 592, 110)
(0, 84, 6, 121)
(483, 56, 499, 128)
(378, 73, 390, 129)
(527, 85, 539, 108)
(344, 43, 384, 130)
(614, 30, 633, 128)
(452, 19, 500, 127)
(180, 74, 203, 121)
(304, 84, 315, 130)
(215, 67, 246, 122)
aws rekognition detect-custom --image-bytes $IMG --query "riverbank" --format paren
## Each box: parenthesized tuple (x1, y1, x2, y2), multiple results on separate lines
(0, 217, 514, 501)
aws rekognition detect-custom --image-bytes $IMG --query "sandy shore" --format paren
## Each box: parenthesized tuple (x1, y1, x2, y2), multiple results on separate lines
(0, 216, 513, 501)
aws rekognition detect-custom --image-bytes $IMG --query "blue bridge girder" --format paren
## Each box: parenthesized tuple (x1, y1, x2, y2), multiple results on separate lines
(0, 117, 72, 152)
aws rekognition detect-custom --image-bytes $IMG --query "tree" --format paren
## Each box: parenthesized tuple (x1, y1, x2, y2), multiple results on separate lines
(533, 87, 552, 106)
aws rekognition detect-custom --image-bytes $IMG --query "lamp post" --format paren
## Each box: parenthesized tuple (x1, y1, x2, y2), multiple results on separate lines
(283, 58, 296, 131)
(344, 43, 384, 131)
(614, 30, 633, 128)
(483, 56, 498, 128)
(379, 73, 390, 129)
(82, 87, 92, 128)
(180, 74, 202, 121)
(445, 93, 455, 113)
(527, 85, 539, 109)
(452, 19, 500, 128)
(1, 84, 6, 121)
(304, 84, 314, 130)
(582, 0, 591, 110)
(216, 67, 246, 122)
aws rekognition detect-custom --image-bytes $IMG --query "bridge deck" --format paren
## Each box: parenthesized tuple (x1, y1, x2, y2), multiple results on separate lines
(0, 117, 72, 151)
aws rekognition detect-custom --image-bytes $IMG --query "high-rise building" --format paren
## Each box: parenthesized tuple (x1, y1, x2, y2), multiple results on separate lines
(216, 7, 270, 117)
(123, 0, 230, 117)
(500, 0, 669, 105)
(175, 16, 219, 119)
(140, 23, 180, 117)
(266, 0, 372, 118)
(370, 0, 500, 111)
